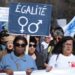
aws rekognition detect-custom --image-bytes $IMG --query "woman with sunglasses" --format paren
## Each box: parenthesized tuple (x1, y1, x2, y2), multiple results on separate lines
(0, 35, 37, 75)
(28, 36, 45, 70)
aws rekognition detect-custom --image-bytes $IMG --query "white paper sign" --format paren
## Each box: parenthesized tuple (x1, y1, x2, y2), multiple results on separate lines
(57, 19, 67, 29)
(0, 7, 9, 21)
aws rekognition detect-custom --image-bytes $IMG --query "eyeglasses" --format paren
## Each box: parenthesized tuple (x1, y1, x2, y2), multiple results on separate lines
(15, 43, 26, 47)
(29, 44, 36, 48)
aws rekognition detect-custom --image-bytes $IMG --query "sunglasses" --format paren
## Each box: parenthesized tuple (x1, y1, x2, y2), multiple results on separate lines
(29, 44, 36, 48)
(15, 43, 26, 47)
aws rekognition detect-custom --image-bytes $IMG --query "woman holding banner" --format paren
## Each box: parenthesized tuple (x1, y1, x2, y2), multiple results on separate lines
(0, 35, 37, 75)
(46, 36, 75, 71)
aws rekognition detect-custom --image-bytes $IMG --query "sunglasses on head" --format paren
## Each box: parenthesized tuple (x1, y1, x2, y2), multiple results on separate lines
(15, 43, 26, 47)
(29, 44, 36, 48)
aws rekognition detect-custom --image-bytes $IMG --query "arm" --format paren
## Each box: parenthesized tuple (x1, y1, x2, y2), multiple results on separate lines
(4, 69, 13, 75)
(26, 68, 32, 75)
(46, 54, 57, 72)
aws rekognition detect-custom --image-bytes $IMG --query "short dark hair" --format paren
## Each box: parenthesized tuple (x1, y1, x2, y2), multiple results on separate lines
(13, 35, 27, 45)
(30, 36, 37, 45)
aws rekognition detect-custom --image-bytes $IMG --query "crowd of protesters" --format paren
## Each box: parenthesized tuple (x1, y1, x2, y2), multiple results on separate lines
(0, 25, 75, 75)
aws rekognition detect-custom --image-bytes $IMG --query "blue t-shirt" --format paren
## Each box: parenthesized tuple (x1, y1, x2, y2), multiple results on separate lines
(0, 52, 37, 71)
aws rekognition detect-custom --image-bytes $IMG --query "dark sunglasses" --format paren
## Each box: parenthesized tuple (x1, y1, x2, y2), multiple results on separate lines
(15, 43, 26, 47)
(29, 44, 36, 48)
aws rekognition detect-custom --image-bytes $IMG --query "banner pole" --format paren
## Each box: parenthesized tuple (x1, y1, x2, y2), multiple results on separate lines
(25, 35, 30, 54)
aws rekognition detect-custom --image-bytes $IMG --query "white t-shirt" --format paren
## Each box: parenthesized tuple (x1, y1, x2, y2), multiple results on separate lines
(48, 54, 75, 69)
(41, 41, 49, 49)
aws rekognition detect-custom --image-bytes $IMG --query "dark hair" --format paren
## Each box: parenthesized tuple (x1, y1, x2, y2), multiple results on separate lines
(30, 36, 37, 45)
(35, 36, 40, 39)
(55, 27, 64, 34)
(13, 35, 27, 45)
(52, 36, 75, 54)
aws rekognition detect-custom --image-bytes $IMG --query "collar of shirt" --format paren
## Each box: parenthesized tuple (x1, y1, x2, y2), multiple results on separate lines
(10, 52, 26, 63)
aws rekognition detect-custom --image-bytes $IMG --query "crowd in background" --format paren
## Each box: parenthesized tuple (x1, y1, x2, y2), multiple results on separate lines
(0, 25, 75, 75)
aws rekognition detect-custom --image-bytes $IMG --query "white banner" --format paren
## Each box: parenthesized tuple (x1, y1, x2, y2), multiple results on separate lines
(0, 68, 75, 75)
(31, 68, 75, 75)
